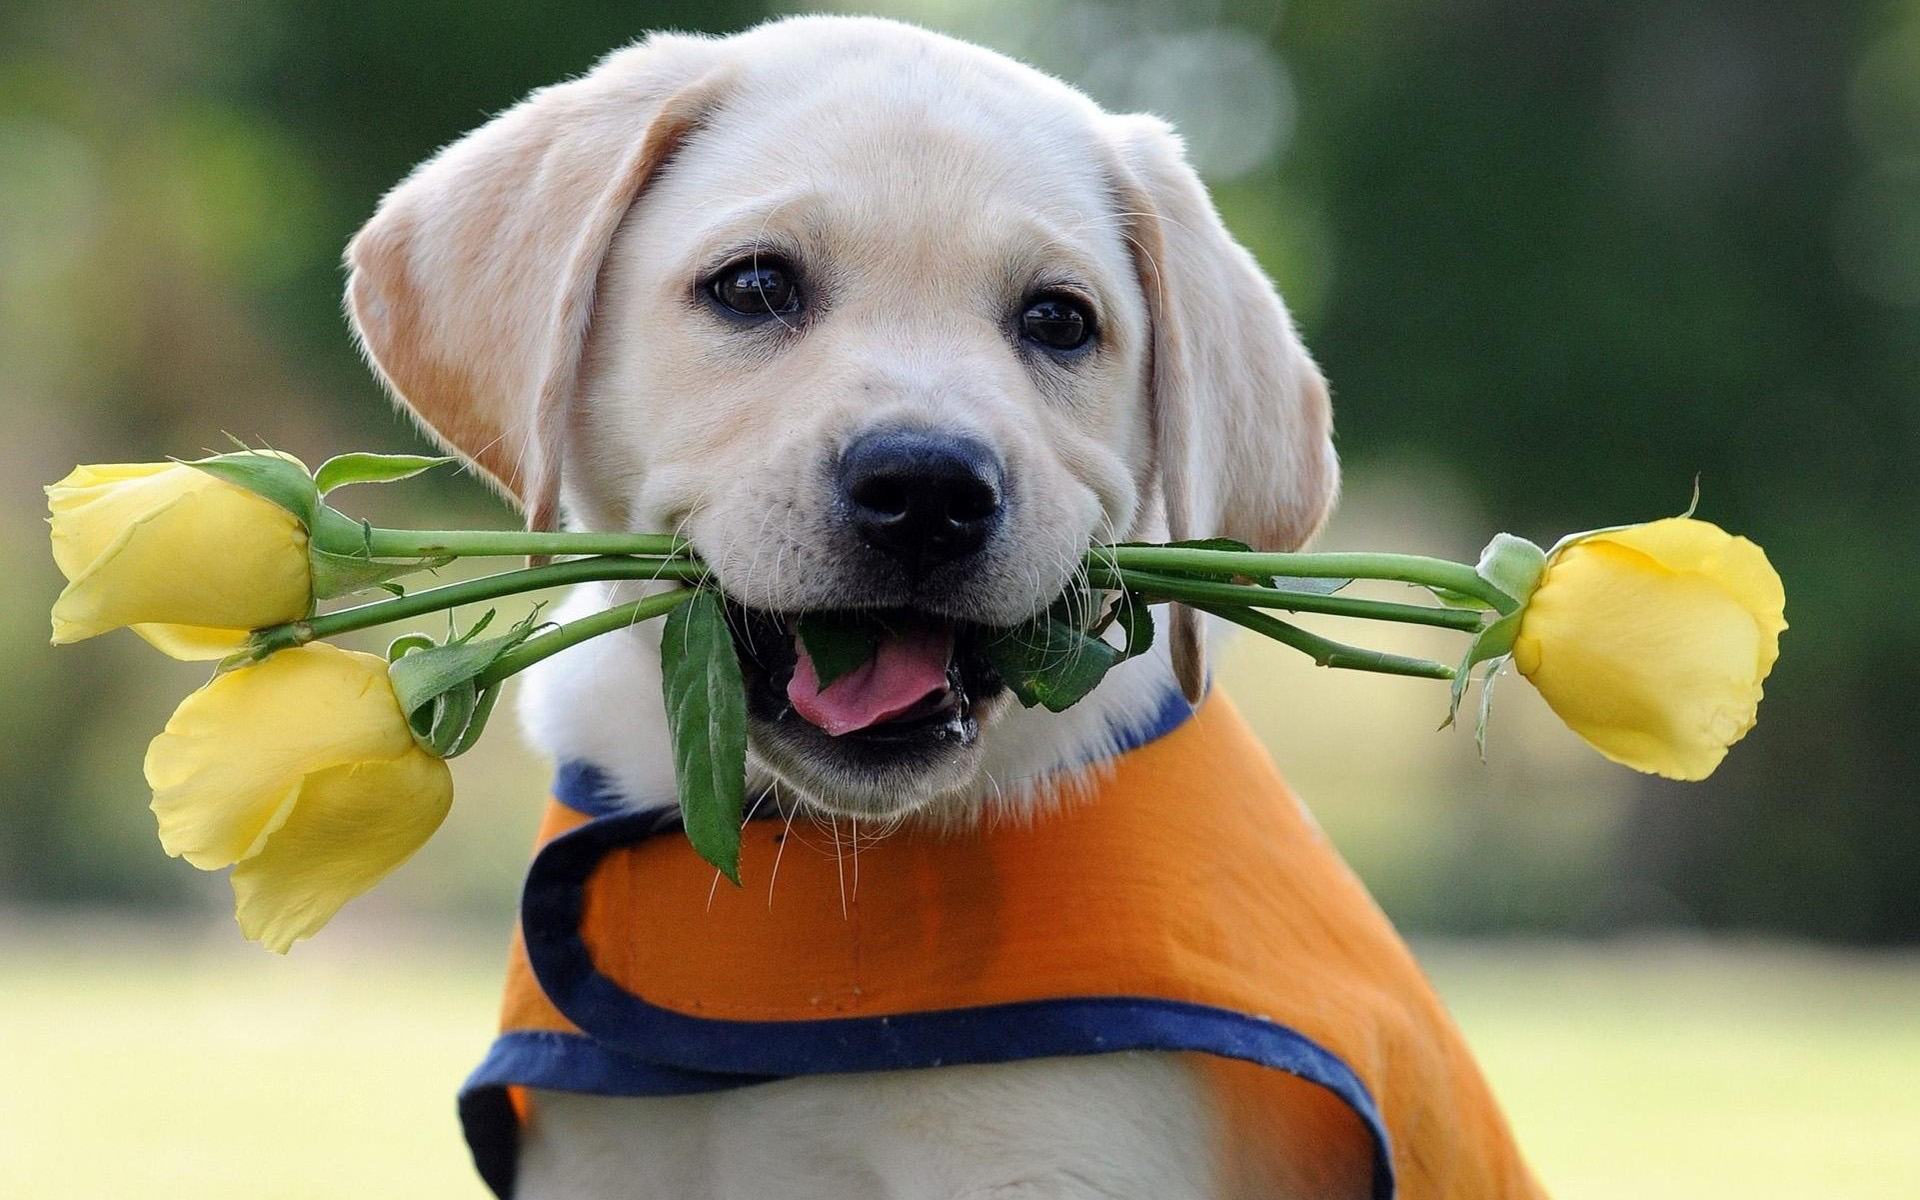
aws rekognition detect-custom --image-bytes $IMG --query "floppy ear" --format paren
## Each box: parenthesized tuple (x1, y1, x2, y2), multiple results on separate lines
(1107, 115, 1340, 701)
(345, 35, 733, 534)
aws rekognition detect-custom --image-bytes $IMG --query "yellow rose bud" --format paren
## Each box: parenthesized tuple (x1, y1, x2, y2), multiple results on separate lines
(1512, 517, 1787, 781)
(144, 643, 453, 952)
(48, 461, 313, 659)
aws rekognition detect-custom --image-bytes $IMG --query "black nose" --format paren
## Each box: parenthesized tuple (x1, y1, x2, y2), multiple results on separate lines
(838, 429, 1005, 573)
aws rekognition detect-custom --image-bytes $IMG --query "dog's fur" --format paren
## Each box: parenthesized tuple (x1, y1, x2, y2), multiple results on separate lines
(347, 16, 1355, 1198)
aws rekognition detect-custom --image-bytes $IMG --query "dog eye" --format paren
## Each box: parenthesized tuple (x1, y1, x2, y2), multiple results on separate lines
(708, 257, 802, 318)
(1018, 293, 1093, 351)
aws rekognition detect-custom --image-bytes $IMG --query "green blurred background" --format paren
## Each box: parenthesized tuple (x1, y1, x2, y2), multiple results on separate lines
(4, 1, 1917, 1197)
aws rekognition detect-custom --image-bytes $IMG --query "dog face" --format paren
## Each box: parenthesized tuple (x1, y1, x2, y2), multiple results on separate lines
(568, 45, 1155, 811)
(346, 17, 1337, 818)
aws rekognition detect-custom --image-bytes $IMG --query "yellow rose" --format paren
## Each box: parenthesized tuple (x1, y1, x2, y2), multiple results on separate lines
(144, 643, 453, 952)
(1512, 517, 1787, 781)
(48, 461, 313, 659)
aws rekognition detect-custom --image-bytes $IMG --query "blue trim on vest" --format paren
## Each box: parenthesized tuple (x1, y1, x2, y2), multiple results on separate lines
(550, 760, 632, 819)
(464, 1029, 778, 1098)
(1114, 682, 1198, 758)
(467, 688, 1394, 1199)
(460, 1032, 767, 1199)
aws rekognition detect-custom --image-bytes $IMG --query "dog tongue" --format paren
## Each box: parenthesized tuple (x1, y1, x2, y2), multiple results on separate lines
(788, 624, 954, 736)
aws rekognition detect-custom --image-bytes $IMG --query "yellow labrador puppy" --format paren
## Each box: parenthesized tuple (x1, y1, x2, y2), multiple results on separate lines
(344, 15, 1438, 1200)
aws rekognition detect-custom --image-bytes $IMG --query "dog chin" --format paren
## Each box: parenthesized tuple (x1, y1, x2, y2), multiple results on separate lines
(745, 717, 999, 820)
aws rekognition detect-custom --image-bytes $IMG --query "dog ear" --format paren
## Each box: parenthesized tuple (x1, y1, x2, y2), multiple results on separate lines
(345, 35, 734, 534)
(1107, 115, 1340, 702)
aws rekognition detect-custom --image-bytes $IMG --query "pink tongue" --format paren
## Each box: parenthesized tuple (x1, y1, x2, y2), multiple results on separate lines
(788, 625, 954, 736)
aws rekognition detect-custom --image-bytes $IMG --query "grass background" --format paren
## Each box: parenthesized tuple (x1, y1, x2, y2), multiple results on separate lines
(4, 919, 1915, 1199)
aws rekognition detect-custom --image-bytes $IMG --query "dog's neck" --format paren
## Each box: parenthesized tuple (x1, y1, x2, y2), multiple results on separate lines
(515, 580, 1188, 820)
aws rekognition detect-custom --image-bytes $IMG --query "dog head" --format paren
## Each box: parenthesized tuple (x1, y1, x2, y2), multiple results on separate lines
(346, 16, 1336, 818)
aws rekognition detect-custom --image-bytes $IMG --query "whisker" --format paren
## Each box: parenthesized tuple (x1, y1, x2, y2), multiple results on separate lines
(767, 783, 800, 909)
(751, 200, 801, 336)
(833, 816, 849, 921)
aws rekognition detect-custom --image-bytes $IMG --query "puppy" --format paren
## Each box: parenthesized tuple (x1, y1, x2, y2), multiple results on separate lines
(346, 16, 1539, 1200)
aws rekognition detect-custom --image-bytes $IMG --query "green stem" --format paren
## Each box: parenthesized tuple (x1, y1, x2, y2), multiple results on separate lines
(1193, 602, 1456, 680)
(476, 589, 697, 686)
(350, 525, 1512, 614)
(359, 526, 690, 559)
(299, 556, 706, 641)
(1090, 567, 1485, 632)
(1097, 546, 1516, 614)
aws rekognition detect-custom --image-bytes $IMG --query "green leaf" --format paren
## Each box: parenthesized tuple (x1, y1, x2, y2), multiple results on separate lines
(1084, 594, 1121, 641)
(1266, 574, 1352, 595)
(659, 590, 748, 883)
(1044, 587, 1104, 630)
(1440, 532, 1546, 727)
(795, 612, 880, 689)
(1166, 537, 1255, 552)
(445, 684, 503, 758)
(1474, 608, 1522, 663)
(1473, 655, 1508, 760)
(419, 681, 477, 752)
(387, 612, 540, 755)
(1544, 482, 1704, 560)
(452, 607, 498, 644)
(314, 452, 454, 496)
(389, 631, 511, 715)
(1107, 536, 1254, 553)
(1442, 608, 1522, 729)
(1112, 595, 1155, 659)
(308, 547, 453, 600)
(982, 616, 1123, 712)
(1425, 586, 1486, 609)
(386, 633, 436, 662)
(183, 451, 320, 527)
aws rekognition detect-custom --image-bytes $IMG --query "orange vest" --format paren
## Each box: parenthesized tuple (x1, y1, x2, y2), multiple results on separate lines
(461, 694, 1547, 1199)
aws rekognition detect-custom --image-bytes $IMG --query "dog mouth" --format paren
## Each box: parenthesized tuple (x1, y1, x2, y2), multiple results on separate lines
(723, 601, 1007, 756)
